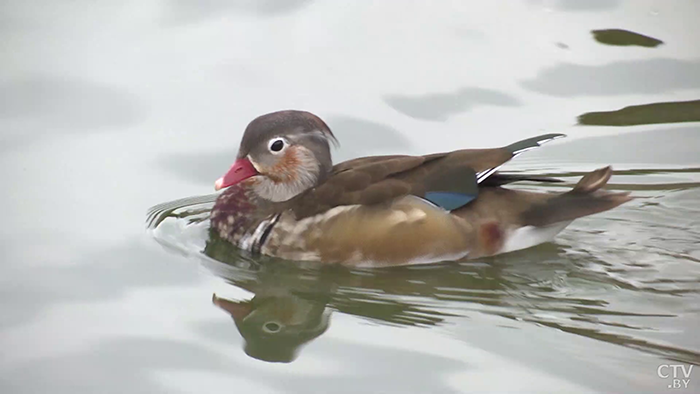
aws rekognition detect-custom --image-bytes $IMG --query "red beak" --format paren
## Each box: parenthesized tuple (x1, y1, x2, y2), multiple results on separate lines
(215, 158, 259, 191)
(212, 294, 253, 320)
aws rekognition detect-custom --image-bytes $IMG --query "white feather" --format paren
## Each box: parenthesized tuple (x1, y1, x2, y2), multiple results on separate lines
(499, 221, 572, 254)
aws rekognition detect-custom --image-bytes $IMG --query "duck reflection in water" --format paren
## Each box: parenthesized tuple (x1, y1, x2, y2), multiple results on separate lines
(208, 235, 333, 363)
(212, 293, 330, 363)
(203, 231, 506, 363)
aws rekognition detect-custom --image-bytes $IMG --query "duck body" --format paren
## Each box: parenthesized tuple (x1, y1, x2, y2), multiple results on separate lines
(210, 110, 630, 267)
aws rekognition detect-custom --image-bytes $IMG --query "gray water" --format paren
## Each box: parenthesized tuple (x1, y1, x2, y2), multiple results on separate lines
(2, 1, 700, 393)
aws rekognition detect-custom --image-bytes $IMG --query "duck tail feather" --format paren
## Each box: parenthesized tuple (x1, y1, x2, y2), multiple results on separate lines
(520, 166, 632, 227)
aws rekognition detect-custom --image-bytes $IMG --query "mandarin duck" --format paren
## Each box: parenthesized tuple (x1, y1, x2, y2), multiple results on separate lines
(210, 110, 631, 266)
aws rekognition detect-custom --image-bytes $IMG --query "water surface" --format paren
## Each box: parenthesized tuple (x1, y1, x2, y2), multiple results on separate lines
(1, 1, 699, 393)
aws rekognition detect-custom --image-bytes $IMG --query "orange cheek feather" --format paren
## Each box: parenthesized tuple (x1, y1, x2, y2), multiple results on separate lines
(267, 148, 301, 183)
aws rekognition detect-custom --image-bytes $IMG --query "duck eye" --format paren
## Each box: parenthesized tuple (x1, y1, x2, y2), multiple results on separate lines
(268, 138, 285, 153)
(263, 322, 282, 333)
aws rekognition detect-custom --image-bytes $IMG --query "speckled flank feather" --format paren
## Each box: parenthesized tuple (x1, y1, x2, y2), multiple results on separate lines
(262, 196, 478, 266)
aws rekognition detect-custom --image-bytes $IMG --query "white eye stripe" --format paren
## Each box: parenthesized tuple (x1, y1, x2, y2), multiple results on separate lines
(268, 137, 287, 154)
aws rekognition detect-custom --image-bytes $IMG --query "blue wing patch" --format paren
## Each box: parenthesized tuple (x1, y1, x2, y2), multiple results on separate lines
(424, 192, 477, 211)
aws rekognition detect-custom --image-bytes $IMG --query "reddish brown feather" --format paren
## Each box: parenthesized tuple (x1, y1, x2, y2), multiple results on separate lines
(265, 147, 302, 183)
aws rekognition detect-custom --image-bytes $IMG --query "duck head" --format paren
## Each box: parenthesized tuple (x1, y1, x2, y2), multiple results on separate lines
(212, 293, 331, 363)
(215, 110, 337, 202)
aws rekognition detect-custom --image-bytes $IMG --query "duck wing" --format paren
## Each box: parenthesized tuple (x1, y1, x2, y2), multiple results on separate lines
(287, 134, 565, 219)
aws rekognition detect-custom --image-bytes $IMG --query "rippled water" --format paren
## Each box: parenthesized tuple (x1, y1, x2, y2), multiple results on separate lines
(148, 164, 700, 367)
(2, 1, 700, 393)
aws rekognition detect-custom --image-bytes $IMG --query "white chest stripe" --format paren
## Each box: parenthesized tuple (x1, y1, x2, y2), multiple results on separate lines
(240, 215, 278, 252)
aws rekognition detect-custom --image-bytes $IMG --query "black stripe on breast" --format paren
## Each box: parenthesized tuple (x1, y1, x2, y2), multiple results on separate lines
(252, 214, 280, 254)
